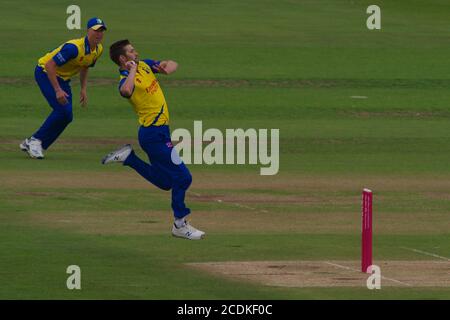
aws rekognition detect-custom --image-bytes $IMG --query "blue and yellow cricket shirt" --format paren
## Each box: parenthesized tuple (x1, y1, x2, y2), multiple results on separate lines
(118, 59, 169, 127)
(38, 36, 103, 81)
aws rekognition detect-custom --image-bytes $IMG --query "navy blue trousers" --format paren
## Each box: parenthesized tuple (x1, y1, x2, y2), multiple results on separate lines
(33, 66, 73, 150)
(124, 125, 192, 219)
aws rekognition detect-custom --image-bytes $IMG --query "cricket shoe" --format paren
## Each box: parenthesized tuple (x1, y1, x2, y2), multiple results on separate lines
(20, 137, 44, 159)
(172, 221, 205, 240)
(101, 144, 132, 164)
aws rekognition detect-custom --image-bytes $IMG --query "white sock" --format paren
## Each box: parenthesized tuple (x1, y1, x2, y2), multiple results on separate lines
(174, 218, 186, 228)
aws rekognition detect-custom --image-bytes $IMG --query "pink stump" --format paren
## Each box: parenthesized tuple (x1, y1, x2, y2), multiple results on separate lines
(362, 188, 373, 273)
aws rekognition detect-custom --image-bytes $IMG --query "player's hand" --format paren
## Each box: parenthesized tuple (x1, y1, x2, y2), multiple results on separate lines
(155, 61, 177, 74)
(155, 61, 168, 74)
(80, 89, 88, 108)
(125, 61, 137, 71)
(56, 89, 69, 105)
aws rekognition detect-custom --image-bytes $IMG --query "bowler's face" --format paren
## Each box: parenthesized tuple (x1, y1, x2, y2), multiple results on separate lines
(124, 44, 139, 63)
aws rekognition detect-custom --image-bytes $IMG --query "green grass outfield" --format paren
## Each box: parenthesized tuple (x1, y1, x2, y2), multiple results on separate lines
(0, 0, 449, 299)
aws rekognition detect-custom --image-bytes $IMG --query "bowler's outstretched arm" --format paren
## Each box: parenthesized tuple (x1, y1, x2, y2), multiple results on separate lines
(156, 60, 178, 74)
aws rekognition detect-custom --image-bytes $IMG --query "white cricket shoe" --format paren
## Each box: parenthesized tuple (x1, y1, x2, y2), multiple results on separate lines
(172, 221, 205, 240)
(20, 137, 44, 159)
(102, 144, 132, 164)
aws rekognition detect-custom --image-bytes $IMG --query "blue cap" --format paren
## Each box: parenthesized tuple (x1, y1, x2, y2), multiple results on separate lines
(87, 17, 107, 31)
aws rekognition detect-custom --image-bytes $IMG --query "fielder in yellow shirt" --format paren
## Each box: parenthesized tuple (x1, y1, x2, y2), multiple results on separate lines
(20, 18, 106, 159)
(102, 39, 205, 240)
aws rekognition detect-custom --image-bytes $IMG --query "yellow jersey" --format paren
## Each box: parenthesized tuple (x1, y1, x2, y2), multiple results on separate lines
(119, 60, 169, 127)
(38, 36, 103, 81)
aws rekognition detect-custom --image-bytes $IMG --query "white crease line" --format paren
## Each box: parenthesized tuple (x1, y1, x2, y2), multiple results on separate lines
(400, 247, 450, 262)
(234, 203, 256, 210)
(189, 191, 268, 213)
(350, 95, 368, 99)
(324, 261, 411, 287)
